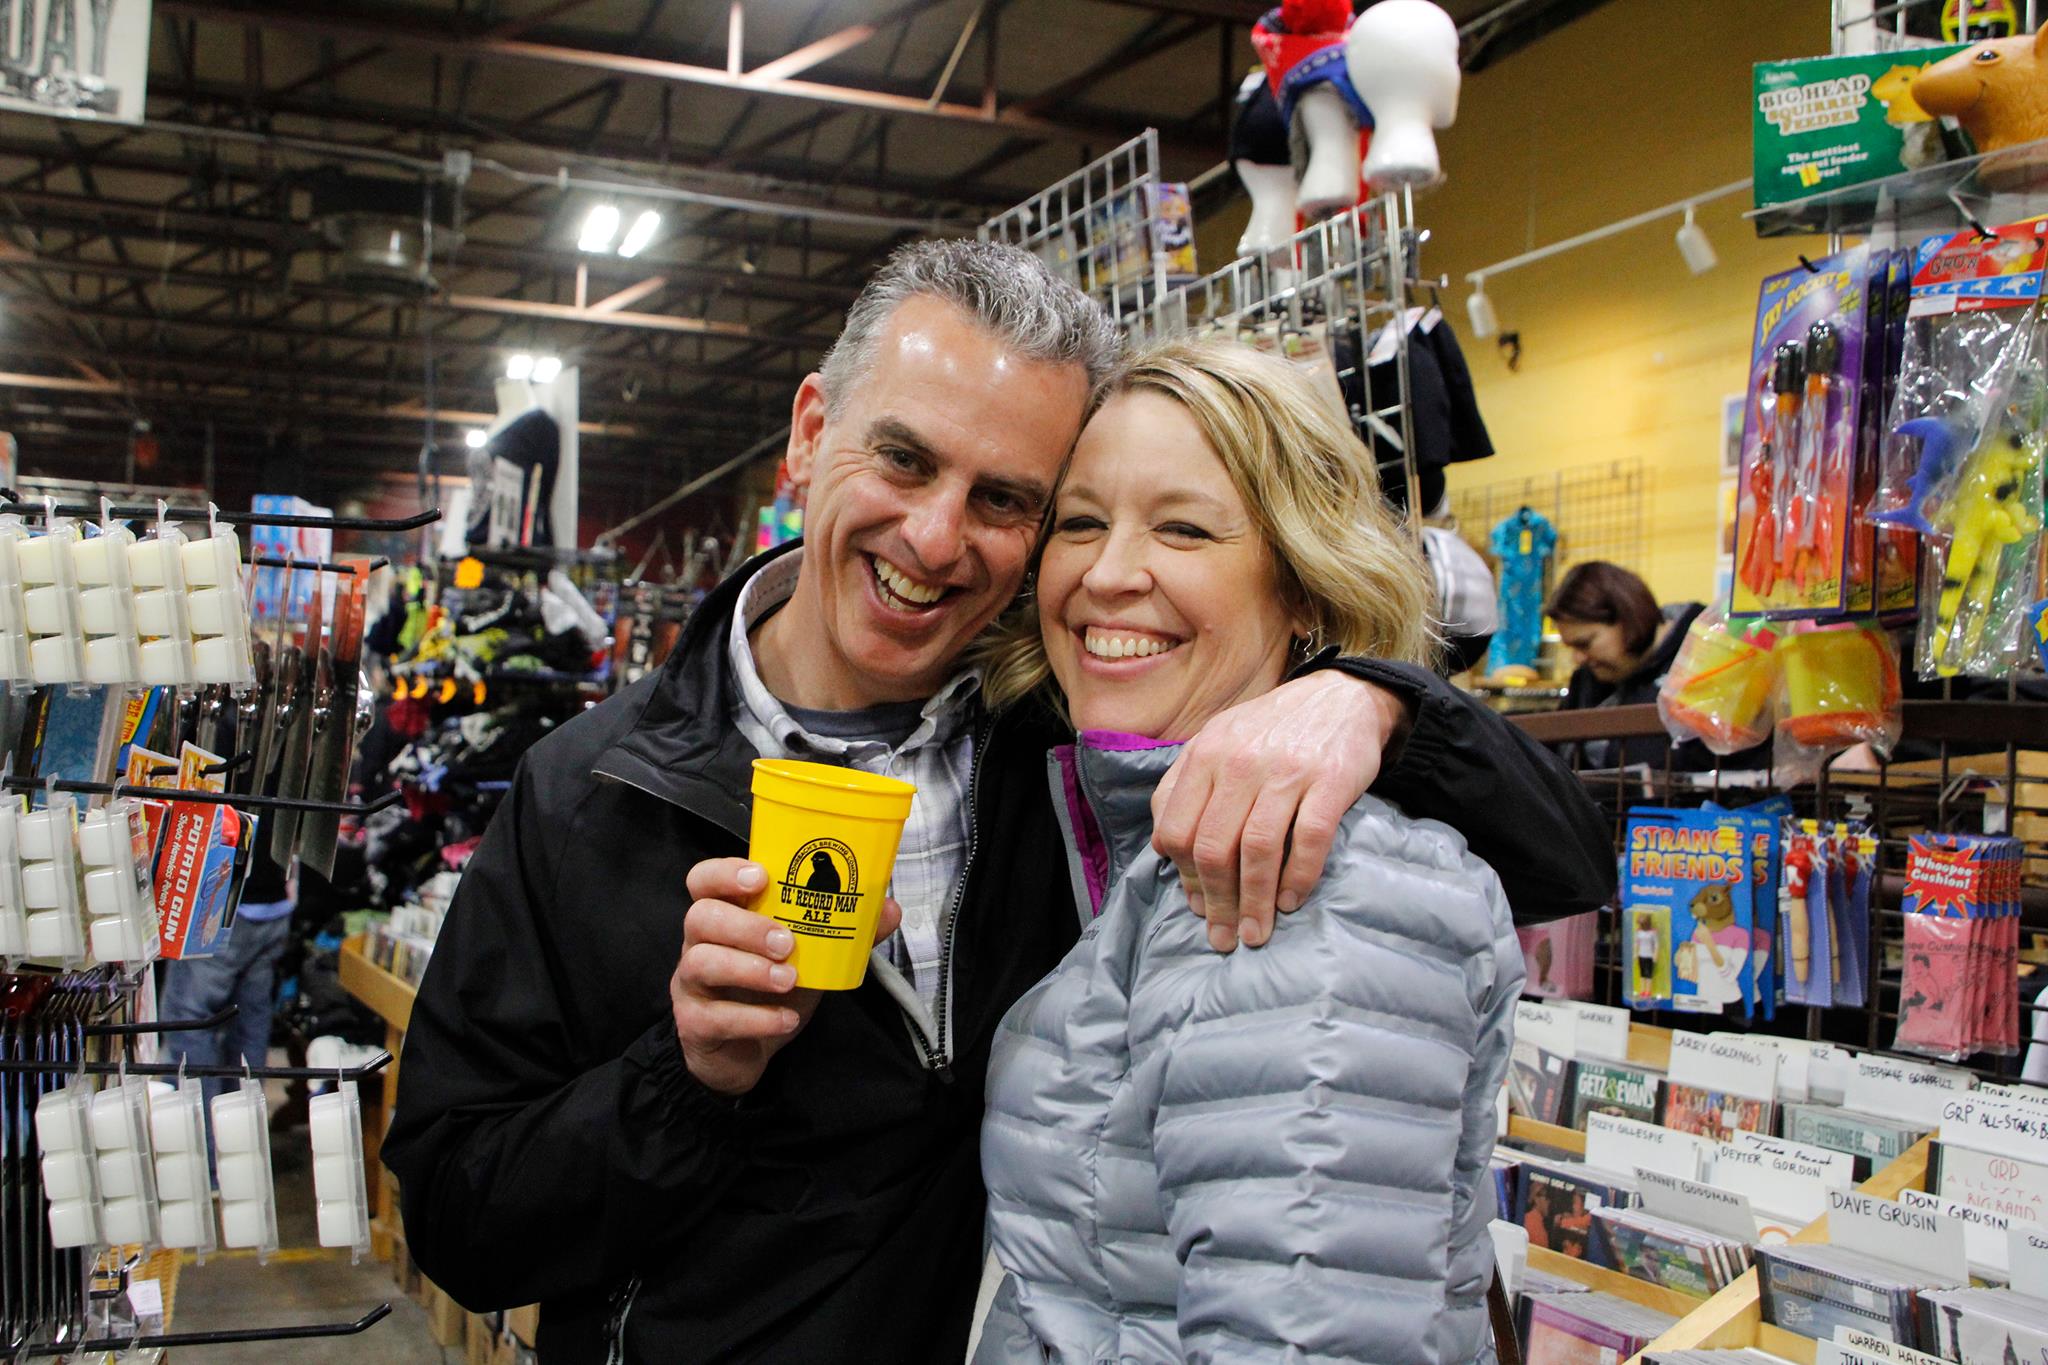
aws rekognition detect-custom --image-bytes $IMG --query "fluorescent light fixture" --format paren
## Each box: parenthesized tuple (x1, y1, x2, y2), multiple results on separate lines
(531, 355, 563, 385)
(618, 209, 662, 259)
(464, 429, 487, 449)
(578, 203, 621, 254)
(1466, 277, 1499, 340)
(1675, 204, 1718, 275)
(506, 352, 535, 381)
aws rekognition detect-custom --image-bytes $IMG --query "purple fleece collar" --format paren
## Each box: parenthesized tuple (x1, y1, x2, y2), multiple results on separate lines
(1077, 729, 1181, 753)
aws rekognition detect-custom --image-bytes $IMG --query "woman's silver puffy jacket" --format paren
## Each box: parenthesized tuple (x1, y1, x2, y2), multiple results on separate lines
(977, 733, 1523, 1364)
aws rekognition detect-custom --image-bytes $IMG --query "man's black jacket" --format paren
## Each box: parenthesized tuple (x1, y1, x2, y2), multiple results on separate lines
(383, 542, 1613, 1363)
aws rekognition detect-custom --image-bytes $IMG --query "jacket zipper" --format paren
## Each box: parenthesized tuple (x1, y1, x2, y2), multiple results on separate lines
(909, 714, 990, 1080)
(603, 1276, 641, 1364)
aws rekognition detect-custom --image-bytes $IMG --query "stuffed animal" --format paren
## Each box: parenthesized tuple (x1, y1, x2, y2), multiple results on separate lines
(1912, 26, 2048, 184)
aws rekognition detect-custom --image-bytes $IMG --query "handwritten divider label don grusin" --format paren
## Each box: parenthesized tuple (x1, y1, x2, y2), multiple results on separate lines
(1635, 1168, 1760, 1243)
(1514, 1000, 1577, 1059)
(1845, 1055, 1977, 1128)
(1567, 1002, 1631, 1063)
(1825, 1189, 1969, 1284)
(1940, 1092, 2048, 1167)
(1585, 1111, 1710, 1182)
(1668, 1030, 1779, 1103)
(1900, 1187, 2011, 1276)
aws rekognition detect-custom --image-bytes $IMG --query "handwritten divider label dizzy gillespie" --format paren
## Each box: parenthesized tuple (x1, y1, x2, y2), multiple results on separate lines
(1825, 1189, 1969, 1284)
(1845, 1056, 1977, 1128)
(1635, 1167, 1761, 1243)
(1585, 1112, 1709, 1182)
(1668, 1030, 1780, 1102)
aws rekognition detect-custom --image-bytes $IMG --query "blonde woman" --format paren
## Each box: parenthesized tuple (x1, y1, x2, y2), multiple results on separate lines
(975, 340, 1524, 1364)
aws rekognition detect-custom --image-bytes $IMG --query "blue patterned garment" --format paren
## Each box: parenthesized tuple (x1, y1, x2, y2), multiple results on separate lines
(1487, 508, 1556, 672)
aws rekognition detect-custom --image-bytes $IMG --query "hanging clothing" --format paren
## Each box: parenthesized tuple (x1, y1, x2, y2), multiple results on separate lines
(465, 408, 562, 548)
(1487, 507, 1556, 673)
(1344, 308, 1495, 514)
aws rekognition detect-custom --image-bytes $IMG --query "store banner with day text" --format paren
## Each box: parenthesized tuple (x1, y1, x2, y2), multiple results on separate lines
(0, 0, 152, 125)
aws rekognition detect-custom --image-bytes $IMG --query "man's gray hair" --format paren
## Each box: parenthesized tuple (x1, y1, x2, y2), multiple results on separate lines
(817, 238, 1122, 419)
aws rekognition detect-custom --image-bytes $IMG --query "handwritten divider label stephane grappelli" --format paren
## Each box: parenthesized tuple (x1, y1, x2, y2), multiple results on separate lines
(1846, 1056, 1976, 1128)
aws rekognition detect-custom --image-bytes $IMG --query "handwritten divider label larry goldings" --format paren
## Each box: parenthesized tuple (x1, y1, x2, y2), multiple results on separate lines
(1668, 1030, 1779, 1102)
(1825, 1189, 1969, 1284)
(1585, 1111, 1710, 1182)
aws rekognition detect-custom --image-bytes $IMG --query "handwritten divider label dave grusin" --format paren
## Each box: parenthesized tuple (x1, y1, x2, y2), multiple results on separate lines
(1568, 1002, 1631, 1063)
(1667, 1030, 1779, 1103)
(1845, 1056, 1977, 1128)
(1634, 1167, 1760, 1243)
(1585, 1111, 1710, 1182)
(1825, 1189, 1969, 1284)
(1514, 1000, 1577, 1059)
(1900, 1187, 2011, 1276)
(1940, 1093, 2048, 1167)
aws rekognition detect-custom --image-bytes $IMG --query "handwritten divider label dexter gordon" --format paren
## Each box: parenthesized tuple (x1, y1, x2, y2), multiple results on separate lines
(1711, 1141, 1848, 1225)
(1729, 1130, 1860, 1188)
(1825, 1189, 1969, 1283)
(1668, 1030, 1780, 1102)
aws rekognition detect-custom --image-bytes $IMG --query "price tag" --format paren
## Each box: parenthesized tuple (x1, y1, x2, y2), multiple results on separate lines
(1939, 1093, 2048, 1166)
(1635, 1167, 1761, 1243)
(127, 1279, 163, 1319)
(1569, 1003, 1631, 1063)
(1668, 1030, 1779, 1103)
(2010, 1224, 2048, 1297)
(1515, 1000, 1577, 1058)
(1825, 1189, 1969, 1284)
(1846, 1056, 1976, 1128)
(1586, 1111, 1710, 1182)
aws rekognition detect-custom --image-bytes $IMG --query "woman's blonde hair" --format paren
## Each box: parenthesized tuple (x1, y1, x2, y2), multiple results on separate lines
(979, 336, 1437, 711)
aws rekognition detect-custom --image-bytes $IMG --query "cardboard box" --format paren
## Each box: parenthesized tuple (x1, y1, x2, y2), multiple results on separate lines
(466, 1314, 495, 1365)
(1753, 46, 1972, 207)
(422, 1278, 467, 1348)
(506, 1303, 540, 1346)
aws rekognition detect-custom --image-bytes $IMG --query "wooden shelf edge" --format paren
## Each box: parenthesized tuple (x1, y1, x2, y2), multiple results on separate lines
(339, 932, 419, 1033)
(1620, 1136, 1933, 1365)
(1528, 1244, 1706, 1320)
(1507, 1115, 1588, 1156)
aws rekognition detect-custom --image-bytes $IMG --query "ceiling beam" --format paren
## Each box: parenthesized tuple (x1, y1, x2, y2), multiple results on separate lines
(154, 0, 1162, 148)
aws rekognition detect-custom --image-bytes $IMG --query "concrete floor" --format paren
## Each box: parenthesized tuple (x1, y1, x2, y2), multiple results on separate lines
(163, 1080, 448, 1364)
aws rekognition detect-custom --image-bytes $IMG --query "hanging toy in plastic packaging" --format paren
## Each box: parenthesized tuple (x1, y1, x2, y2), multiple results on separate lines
(1774, 619, 1904, 756)
(1658, 607, 1780, 754)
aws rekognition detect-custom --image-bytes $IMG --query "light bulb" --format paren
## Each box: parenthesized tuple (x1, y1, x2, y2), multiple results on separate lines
(578, 204, 621, 254)
(1466, 279, 1499, 340)
(1676, 206, 1718, 275)
(505, 353, 535, 381)
(618, 210, 662, 259)
(531, 355, 563, 384)
(463, 429, 487, 449)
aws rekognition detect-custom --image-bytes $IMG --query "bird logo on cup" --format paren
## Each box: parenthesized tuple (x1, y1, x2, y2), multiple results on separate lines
(779, 838, 862, 935)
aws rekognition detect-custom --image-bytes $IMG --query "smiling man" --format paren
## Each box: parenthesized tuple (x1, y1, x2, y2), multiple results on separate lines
(385, 241, 1614, 1364)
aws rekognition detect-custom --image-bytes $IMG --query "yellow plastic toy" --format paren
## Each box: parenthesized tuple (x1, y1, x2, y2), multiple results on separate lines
(1931, 430, 2042, 675)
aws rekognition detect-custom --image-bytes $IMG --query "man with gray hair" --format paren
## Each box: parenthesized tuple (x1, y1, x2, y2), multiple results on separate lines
(386, 239, 1610, 1363)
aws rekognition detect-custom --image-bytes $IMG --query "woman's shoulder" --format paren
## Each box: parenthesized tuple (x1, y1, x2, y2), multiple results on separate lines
(1303, 794, 1513, 954)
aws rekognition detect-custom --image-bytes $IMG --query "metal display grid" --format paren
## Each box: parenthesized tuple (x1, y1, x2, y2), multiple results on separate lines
(1448, 457, 1650, 584)
(1511, 701, 2048, 1082)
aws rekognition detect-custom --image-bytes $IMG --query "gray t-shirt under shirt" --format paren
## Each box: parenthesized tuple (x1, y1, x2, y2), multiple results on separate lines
(781, 699, 930, 750)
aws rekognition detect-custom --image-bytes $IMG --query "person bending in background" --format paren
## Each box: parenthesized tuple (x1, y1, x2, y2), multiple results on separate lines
(1546, 561, 1767, 771)
(159, 843, 297, 1115)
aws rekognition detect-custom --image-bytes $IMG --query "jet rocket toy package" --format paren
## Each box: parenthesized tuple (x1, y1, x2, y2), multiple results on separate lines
(1622, 808, 1758, 1017)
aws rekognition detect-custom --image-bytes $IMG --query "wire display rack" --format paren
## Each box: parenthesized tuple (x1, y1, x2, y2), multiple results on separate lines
(1512, 700, 2048, 1081)
(1448, 457, 1650, 581)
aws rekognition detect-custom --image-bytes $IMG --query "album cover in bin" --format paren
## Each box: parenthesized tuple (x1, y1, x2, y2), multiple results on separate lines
(1524, 1291, 1680, 1365)
(1661, 1081, 1775, 1143)
(1509, 1038, 1576, 1126)
(1920, 1287, 2048, 1365)
(1568, 1060, 1664, 1131)
(1514, 1159, 1639, 1263)
(1780, 1101, 1928, 1178)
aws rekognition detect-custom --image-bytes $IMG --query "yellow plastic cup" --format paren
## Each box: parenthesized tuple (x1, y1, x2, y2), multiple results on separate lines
(748, 759, 916, 990)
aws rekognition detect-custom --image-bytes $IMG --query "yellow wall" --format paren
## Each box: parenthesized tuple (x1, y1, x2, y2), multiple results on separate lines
(1426, 0, 1829, 604)
(1201, 0, 1832, 604)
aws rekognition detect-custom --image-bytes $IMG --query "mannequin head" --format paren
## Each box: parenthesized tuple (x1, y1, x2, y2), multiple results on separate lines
(1345, 0, 1461, 189)
(1230, 73, 1300, 256)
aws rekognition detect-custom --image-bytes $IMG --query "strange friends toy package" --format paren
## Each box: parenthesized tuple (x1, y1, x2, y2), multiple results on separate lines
(1735, 246, 1873, 618)
(1874, 218, 2048, 679)
(1622, 808, 1760, 1018)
